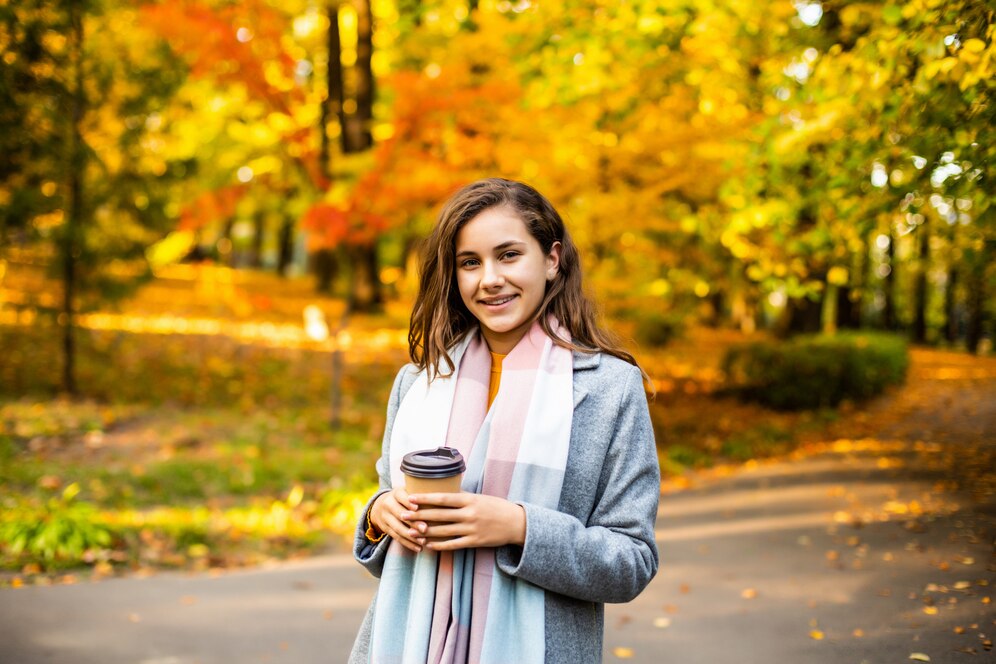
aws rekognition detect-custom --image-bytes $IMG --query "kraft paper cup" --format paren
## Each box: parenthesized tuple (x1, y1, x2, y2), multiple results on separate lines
(401, 447, 466, 541)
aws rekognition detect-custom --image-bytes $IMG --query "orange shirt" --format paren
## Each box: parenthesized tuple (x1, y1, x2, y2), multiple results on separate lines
(488, 351, 506, 407)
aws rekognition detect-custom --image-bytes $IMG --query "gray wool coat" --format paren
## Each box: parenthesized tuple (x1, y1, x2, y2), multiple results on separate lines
(349, 351, 661, 663)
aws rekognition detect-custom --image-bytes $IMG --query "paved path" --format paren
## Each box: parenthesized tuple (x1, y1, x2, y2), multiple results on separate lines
(2, 350, 994, 663)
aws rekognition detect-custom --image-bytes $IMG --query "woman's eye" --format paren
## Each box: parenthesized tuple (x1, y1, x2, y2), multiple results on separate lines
(460, 258, 480, 268)
(500, 251, 520, 261)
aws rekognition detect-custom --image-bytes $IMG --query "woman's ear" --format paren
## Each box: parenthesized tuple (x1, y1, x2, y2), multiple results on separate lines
(546, 241, 562, 281)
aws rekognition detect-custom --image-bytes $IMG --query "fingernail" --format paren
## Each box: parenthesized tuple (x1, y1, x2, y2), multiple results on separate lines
(418, 524, 427, 533)
(409, 529, 419, 538)
(417, 538, 426, 545)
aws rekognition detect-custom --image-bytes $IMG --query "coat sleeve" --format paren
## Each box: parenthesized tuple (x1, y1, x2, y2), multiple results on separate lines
(352, 364, 413, 577)
(494, 363, 660, 603)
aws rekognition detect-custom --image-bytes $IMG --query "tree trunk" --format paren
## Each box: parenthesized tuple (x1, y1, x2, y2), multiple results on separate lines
(250, 211, 265, 268)
(325, 1, 347, 158)
(277, 217, 294, 277)
(220, 218, 236, 266)
(837, 242, 864, 329)
(341, 0, 381, 310)
(347, 243, 382, 311)
(313, 248, 337, 293)
(883, 229, 896, 330)
(966, 261, 985, 353)
(707, 290, 724, 328)
(836, 286, 861, 329)
(62, 3, 85, 397)
(912, 222, 929, 343)
(777, 293, 823, 338)
(944, 265, 958, 344)
(354, 0, 374, 151)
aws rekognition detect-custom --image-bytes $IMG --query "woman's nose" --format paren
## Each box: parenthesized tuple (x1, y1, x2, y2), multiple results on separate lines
(481, 260, 505, 288)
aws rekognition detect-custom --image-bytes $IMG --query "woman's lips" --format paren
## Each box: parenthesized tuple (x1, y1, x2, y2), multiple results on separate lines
(479, 294, 517, 308)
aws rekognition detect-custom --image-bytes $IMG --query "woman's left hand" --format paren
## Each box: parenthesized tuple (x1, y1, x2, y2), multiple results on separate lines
(403, 493, 526, 551)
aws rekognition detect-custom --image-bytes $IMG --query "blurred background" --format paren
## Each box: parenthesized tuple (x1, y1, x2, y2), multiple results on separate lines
(0, 0, 993, 580)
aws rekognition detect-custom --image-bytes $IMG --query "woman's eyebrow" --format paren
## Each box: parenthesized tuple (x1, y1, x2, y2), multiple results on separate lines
(456, 240, 526, 258)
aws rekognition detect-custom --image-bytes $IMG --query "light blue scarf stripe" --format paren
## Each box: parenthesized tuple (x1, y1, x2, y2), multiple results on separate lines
(371, 551, 439, 663)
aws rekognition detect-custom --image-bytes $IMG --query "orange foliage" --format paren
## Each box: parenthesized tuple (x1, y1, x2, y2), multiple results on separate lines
(139, 0, 301, 116)
(301, 172, 390, 250)
(178, 185, 246, 231)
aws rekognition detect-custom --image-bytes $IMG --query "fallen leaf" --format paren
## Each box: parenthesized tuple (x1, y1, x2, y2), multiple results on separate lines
(852, 628, 864, 638)
(612, 647, 634, 659)
(809, 630, 825, 640)
(954, 581, 972, 590)
(923, 606, 938, 615)
(954, 626, 966, 634)
(908, 654, 930, 662)
(741, 588, 758, 599)
(953, 647, 977, 654)
(679, 583, 690, 594)
(128, 613, 142, 623)
(10, 578, 23, 589)
(883, 552, 895, 562)
(956, 556, 975, 566)
(982, 597, 991, 605)
(653, 617, 672, 629)
(323, 610, 333, 620)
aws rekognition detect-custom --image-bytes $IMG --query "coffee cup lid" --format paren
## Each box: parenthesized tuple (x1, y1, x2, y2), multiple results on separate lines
(401, 447, 466, 479)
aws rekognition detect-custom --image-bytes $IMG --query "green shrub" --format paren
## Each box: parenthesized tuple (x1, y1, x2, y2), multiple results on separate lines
(0, 484, 112, 570)
(722, 332, 909, 410)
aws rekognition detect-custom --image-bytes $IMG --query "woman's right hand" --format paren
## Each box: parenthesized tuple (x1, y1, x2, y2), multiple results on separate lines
(369, 487, 427, 553)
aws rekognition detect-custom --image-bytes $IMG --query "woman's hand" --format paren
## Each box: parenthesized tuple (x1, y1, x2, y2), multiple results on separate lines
(404, 493, 526, 551)
(370, 487, 427, 554)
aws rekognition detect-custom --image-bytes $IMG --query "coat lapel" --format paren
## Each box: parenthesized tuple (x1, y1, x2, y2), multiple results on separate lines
(572, 350, 600, 408)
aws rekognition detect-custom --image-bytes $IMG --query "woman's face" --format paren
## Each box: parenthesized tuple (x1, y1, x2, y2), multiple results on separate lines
(454, 206, 560, 354)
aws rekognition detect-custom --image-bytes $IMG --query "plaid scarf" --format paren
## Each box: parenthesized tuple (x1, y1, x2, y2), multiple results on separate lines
(369, 319, 574, 663)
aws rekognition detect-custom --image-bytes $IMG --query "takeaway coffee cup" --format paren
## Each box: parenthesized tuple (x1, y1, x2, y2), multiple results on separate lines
(401, 447, 466, 539)
(401, 446, 466, 496)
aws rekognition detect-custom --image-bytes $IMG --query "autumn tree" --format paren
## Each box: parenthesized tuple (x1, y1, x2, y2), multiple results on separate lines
(1, 0, 186, 394)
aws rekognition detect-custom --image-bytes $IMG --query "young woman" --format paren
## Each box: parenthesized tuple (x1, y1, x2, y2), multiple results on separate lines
(350, 178, 660, 663)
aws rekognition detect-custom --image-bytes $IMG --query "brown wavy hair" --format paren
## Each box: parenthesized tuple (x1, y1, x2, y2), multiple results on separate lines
(409, 177, 639, 379)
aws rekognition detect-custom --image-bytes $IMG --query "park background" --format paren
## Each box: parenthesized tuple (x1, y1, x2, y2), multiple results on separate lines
(0, 0, 993, 604)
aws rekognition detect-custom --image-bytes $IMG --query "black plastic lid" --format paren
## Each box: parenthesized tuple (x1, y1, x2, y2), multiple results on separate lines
(400, 447, 466, 479)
